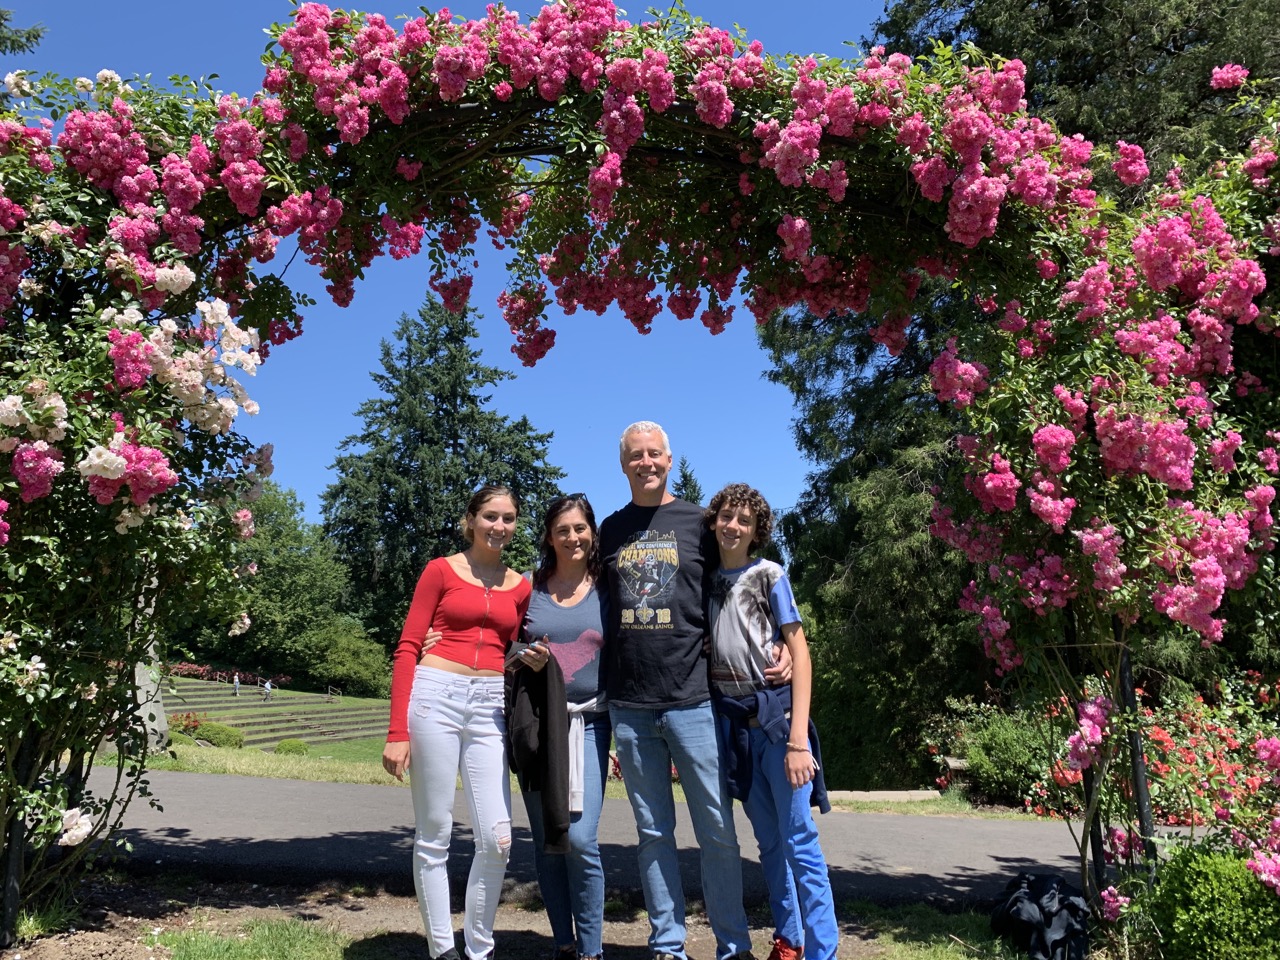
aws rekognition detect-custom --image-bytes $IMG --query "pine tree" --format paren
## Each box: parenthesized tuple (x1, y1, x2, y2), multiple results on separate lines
(321, 297, 564, 645)
(671, 455, 705, 505)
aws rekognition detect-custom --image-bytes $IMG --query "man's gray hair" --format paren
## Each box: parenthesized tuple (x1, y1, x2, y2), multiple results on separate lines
(620, 420, 671, 456)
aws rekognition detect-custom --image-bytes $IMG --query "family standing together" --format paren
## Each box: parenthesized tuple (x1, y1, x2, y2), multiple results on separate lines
(382, 421, 836, 960)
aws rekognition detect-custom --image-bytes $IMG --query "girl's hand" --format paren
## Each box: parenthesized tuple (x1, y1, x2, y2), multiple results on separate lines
(519, 638, 552, 672)
(764, 642, 793, 685)
(785, 743, 817, 789)
(417, 630, 444, 662)
(383, 740, 412, 782)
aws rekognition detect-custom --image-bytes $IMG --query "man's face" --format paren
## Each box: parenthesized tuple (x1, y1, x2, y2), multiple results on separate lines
(620, 429, 672, 501)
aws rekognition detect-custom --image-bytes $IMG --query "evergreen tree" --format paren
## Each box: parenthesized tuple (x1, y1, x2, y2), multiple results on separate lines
(760, 299, 991, 787)
(0, 10, 42, 56)
(671, 456, 705, 505)
(321, 297, 564, 645)
(0, 11, 45, 109)
(186, 481, 381, 689)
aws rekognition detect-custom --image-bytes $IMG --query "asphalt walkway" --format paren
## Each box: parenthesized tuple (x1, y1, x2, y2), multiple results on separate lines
(94, 770, 1083, 908)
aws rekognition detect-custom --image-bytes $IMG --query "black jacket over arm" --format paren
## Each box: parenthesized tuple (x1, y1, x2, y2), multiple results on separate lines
(505, 652, 571, 854)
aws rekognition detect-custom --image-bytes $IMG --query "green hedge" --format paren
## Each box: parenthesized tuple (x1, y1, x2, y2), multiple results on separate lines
(168, 730, 197, 747)
(195, 721, 245, 749)
(1146, 846, 1280, 959)
(964, 710, 1051, 806)
(274, 738, 309, 756)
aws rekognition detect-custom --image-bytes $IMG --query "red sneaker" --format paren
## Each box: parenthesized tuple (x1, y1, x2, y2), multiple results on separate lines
(766, 938, 803, 960)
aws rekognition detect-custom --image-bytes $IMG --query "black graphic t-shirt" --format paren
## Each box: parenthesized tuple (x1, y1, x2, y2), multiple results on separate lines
(599, 498, 716, 708)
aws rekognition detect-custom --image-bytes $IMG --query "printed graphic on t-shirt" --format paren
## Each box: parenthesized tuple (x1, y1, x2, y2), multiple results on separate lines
(551, 629, 605, 682)
(615, 529, 679, 628)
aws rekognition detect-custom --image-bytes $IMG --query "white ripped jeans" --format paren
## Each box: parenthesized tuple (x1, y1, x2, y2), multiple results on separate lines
(408, 666, 512, 960)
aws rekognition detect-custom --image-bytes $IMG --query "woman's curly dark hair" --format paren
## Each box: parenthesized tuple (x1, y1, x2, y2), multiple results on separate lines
(532, 494, 602, 587)
(704, 483, 773, 552)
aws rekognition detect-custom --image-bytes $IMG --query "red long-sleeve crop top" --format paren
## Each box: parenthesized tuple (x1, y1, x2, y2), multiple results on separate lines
(387, 557, 532, 742)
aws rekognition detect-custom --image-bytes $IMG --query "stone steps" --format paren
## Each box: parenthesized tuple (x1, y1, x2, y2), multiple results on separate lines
(166, 677, 389, 751)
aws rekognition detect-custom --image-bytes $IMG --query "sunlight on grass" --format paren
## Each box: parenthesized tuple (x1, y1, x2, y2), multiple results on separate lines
(851, 902, 1024, 959)
(831, 790, 1031, 820)
(15, 894, 79, 942)
(145, 742, 398, 786)
(154, 918, 348, 960)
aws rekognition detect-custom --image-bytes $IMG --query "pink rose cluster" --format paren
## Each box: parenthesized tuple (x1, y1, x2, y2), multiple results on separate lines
(1149, 491, 1276, 644)
(11, 440, 65, 502)
(1098, 885, 1130, 923)
(1076, 522, 1128, 592)
(930, 501, 1004, 564)
(1105, 827, 1141, 864)
(85, 440, 179, 507)
(1210, 63, 1250, 90)
(1066, 695, 1113, 771)
(959, 582, 1021, 674)
(930, 337, 990, 407)
(1257, 736, 1280, 785)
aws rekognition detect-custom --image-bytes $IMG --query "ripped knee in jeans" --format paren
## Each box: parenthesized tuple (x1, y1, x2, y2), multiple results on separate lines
(486, 818, 512, 862)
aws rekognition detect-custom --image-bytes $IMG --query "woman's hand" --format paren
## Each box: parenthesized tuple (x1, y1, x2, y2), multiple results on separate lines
(417, 630, 444, 662)
(518, 638, 552, 672)
(383, 740, 411, 782)
(785, 743, 818, 789)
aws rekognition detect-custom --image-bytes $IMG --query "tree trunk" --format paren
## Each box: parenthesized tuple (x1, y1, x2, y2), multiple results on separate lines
(1081, 766, 1109, 896)
(1118, 637, 1158, 877)
(134, 639, 169, 754)
(0, 734, 37, 948)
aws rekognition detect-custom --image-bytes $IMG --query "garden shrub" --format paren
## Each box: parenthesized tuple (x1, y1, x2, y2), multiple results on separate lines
(964, 710, 1052, 806)
(274, 738, 309, 756)
(166, 711, 208, 736)
(194, 722, 245, 749)
(168, 731, 197, 747)
(1145, 845, 1280, 960)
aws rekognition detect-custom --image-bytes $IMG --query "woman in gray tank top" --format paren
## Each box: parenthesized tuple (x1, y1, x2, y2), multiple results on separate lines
(511, 494, 609, 960)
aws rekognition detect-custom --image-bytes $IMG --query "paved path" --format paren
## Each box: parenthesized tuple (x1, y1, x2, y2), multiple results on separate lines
(94, 770, 1083, 908)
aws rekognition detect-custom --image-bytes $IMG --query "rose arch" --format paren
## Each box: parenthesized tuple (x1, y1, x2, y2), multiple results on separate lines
(2, 0, 1280, 941)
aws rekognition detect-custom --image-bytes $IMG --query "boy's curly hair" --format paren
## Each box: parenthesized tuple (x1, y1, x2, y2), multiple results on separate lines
(704, 483, 773, 552)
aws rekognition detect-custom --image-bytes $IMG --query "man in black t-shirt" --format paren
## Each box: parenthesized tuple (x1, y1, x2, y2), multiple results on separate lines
(600, 421, 754, 960)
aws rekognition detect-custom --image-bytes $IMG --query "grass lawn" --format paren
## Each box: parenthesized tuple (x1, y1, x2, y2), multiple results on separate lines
(139, 740, 680, 799)
(152, 918, 347, 960)
(143, 741, 394, 786)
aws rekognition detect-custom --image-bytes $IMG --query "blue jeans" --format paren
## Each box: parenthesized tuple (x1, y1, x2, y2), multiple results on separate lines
(522, 712, 611, 958)
(611, 701, 751, 960)
(740, 730, 838, 960)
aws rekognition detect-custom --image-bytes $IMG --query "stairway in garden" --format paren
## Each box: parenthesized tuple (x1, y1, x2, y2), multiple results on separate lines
(165, 677, 389, 750)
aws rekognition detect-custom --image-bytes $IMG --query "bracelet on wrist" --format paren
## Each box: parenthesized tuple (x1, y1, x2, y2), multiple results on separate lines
(786, 741, 810, 752)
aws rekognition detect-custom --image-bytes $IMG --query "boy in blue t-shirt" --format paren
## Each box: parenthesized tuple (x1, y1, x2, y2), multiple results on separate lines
(705, 483, 837, 960)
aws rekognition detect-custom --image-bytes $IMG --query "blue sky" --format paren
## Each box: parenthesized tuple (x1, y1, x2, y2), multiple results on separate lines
(7, 0, 884, 522)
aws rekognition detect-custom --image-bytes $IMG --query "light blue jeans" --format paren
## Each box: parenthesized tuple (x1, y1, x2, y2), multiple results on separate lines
(408, 667, 512, 960)
(611, 701, 751, 960)
(522, 712, 611, 958)
(741, 730, 838, 960)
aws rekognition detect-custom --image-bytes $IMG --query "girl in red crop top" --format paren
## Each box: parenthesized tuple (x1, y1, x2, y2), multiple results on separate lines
(381, 484, 531, 960)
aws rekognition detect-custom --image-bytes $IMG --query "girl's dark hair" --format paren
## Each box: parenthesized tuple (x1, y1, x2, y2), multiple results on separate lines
(460, 483, 519, 543)
(532, 494, 601, 587)
(704, 483, 774, 552)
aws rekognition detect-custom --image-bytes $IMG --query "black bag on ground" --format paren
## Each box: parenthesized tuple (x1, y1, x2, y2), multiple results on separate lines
(990, 872, 1090, 960)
